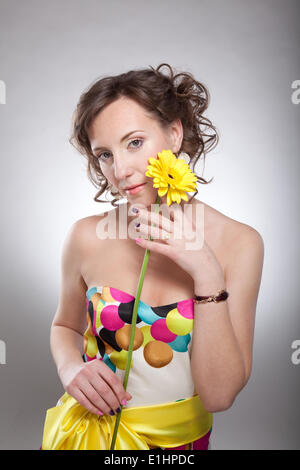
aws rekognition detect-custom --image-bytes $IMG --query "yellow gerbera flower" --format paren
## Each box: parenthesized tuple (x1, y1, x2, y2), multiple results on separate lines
(145, 149, 198, 206)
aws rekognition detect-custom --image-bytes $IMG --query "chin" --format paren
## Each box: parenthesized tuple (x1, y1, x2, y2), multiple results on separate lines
(127, 192, 157, 210)
(143, 191, 159, 208)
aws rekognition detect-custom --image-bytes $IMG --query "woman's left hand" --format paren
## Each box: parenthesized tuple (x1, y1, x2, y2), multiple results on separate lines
(131, 198, 225, 286)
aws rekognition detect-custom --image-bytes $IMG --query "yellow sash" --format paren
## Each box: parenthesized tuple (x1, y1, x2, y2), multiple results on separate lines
(41, 392, 213, 450)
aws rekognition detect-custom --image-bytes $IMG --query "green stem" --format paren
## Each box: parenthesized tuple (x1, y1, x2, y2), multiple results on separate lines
(109, 194, 161, 450)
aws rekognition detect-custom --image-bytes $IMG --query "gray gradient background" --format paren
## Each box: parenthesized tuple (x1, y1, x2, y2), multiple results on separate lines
(0, 0, 299, 450)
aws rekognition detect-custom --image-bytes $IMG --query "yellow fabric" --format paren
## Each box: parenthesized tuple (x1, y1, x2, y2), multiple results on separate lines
(41, 392, 213, 450)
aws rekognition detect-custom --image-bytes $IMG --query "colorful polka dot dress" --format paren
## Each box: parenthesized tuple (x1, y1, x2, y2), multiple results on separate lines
(85, 286, 194, 371)
(83, 285, 212, 449)
(43, 285, 213, 450)
(85, 285, 194, 379)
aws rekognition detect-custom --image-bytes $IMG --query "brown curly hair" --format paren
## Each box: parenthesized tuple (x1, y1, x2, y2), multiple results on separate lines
(69, 63, 219, 207)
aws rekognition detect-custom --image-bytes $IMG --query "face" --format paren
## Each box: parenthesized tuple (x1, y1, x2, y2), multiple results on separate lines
(88, 96, 183, 208)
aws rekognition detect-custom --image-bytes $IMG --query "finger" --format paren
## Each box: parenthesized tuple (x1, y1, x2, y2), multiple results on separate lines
(166, 202, 195, 239)
(151, 195, 194, 237)
(91, 372, 127, 413)
(89, 375, 122, 414)
(77, 379, 114, 414)
(135, 222, 161, 240)
(98, 364, 133, 405)
(159, 195, 182, 216)
(136, 207, 190, 244)
(134, 207, 173, 233)
(158, 202, 186, 237)
(70, 386, 105, 416)
(80, 379, 122, 416)
(136, 223, 173, 244)
(135, 236, 174, 255)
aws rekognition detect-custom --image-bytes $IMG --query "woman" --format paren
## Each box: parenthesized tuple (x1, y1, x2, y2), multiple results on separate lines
(41, 63, 264, 450)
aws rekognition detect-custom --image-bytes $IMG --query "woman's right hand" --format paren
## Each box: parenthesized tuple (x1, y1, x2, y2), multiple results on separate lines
(59, 359, 132, 416)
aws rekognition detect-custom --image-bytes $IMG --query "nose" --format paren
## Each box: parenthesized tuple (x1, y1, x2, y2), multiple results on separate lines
(113, 153, 134, 182)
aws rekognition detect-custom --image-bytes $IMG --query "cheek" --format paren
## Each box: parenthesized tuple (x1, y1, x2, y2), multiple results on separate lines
(148, 138, 171, 159)
(100, 164, 114, 182)
(141, 146, 160, 166)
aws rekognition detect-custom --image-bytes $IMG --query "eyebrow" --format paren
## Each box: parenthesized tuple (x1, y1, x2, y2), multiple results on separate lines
(92, 129, 144, 153)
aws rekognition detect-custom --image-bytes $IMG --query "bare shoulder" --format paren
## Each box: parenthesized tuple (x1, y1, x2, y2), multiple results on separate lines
(205, 201, 262, 241)
(53, 214, 110, 333)
(223, 214, 264, 258)
(229, 218, 264, 276)
(70, 211, 111, 231)
(201, 201, 264, 273)
(59, 215, 104, 280)
(67, 209, 115, 247)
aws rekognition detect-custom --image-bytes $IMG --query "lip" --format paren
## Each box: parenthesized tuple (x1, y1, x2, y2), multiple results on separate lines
(125, 183, 146, 195)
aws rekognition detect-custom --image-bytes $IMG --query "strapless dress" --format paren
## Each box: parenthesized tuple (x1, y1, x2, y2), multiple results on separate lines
(41, 285, 213, 450)
(82, 285, 213, 450)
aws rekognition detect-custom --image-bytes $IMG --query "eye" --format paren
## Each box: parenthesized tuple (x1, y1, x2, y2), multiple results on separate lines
(129, 138, 143, 149)
(97, 151, 110, 161)
(96, 138, 143, 161)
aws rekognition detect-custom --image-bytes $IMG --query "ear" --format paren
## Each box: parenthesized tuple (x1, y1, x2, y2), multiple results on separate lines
(168, 118, 183, 153)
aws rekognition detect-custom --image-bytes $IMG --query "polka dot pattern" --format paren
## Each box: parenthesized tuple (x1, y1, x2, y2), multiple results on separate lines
(100, 304, 125, 331)
(144, 341, 173, 368)
(83, 285, 194, 370)
(166, 308, 193, 335)
(150, 318, 177, 343)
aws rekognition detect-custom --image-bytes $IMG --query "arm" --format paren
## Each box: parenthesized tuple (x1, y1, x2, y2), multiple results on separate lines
(50, 220, 89, 374)
(190, 226, 264, 412)
(50, 218, 132, 415)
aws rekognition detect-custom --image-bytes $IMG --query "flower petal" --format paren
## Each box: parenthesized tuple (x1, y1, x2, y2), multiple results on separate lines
(145, 149, 197, 206)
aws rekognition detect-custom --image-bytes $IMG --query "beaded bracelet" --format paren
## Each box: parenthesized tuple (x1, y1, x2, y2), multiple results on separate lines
(193, 289, 229, 304)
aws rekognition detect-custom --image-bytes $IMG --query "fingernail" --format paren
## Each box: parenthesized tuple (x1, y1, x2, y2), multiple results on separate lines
(135, 238, 142, 243)
(109, 410, 115, 416)
(135, 222, 140, 227)
(116, 407, 121, 413)
(132, 207, 139, 213)
(121, 399, 127, 406)
(98, 411, 103, 416)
